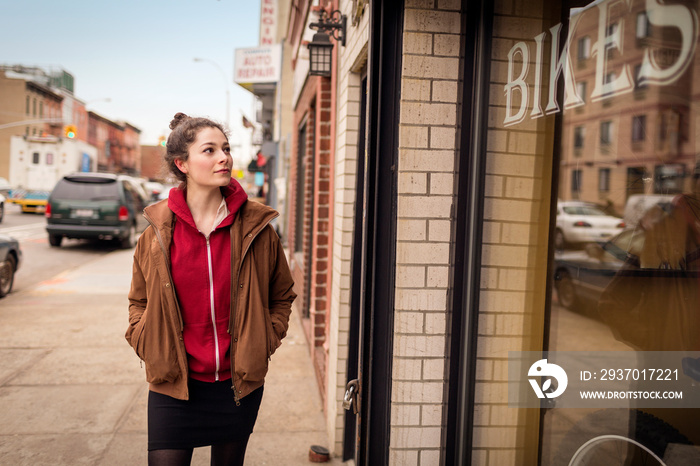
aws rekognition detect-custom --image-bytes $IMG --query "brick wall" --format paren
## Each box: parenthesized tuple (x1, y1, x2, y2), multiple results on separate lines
(289, 72, 335, 403)
(390, 1, 461, 464)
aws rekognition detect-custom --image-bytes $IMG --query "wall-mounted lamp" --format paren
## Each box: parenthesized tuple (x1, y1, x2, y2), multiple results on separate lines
(308, 9, 347, 77)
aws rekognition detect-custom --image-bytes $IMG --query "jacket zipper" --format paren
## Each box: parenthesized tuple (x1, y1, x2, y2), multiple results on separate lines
(230, 212, 279, 405)
(204, 235, 221, 381)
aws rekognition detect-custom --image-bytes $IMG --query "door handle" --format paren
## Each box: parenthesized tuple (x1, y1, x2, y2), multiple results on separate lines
(343, 379, 359, 414)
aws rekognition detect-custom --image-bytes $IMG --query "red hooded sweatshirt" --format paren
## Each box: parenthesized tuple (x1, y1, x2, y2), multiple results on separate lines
(168, 179, 248, 382)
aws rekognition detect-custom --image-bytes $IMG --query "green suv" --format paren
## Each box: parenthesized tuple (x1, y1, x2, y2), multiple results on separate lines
(45, 173, 148, 248)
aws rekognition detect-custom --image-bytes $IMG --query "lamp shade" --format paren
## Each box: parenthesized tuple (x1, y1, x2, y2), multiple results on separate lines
(308, 32, 334, 77)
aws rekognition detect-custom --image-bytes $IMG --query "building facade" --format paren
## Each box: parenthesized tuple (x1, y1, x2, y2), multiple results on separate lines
(275, 0, 700, 464)
(0, 66, 141, 183)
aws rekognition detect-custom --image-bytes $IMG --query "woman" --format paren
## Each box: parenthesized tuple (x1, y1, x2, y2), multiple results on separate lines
(126, 113, 296, 465)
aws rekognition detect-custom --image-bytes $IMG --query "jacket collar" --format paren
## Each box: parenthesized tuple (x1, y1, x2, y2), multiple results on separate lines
(166, 179, 248, 231)
(143, 181, 276, 235)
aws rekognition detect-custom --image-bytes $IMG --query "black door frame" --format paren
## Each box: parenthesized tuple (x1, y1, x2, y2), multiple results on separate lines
(343, 74, 367, 461)
(444, 0, 493, 464)
(351, 1, 404, 464)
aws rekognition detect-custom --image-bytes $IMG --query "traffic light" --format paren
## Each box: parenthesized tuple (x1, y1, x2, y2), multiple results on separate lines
(64, 125, 77, 138)
(158, 136, 166, 147)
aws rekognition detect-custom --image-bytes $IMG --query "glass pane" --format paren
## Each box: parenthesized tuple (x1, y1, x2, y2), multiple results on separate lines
(546, 0, 700, 465)
(472, 0, 700, 464)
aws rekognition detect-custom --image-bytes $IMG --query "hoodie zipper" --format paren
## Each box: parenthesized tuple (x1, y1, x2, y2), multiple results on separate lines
(204, 234, 221, 381)
(230, 212, 279, 405)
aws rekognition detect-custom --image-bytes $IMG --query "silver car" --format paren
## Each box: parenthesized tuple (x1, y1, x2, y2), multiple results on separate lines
(555, 201, 625, 250)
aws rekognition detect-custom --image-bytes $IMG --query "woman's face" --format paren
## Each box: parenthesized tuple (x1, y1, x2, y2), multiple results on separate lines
(176, 127, 232, 190)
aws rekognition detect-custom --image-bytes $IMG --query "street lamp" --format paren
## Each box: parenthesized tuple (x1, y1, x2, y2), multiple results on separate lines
(308, 9, 346, 77)
(193, 57, 230, 128)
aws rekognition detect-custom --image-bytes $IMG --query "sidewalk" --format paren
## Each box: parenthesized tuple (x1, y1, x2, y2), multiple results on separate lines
(0, 247, 342, 465)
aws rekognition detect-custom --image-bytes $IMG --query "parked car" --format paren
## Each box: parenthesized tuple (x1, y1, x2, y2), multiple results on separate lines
(0, 193, 5, 223)
(141, 181, 165, 203)
(554, 201, 625, 250)
(553, 225, 699, 311)
(45, 173, 149, 248)
(0, 233, 22, 298)
(553, 229, 642, 311)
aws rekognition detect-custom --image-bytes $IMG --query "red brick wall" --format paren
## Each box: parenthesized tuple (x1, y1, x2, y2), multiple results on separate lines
(289, 74, 333, 399)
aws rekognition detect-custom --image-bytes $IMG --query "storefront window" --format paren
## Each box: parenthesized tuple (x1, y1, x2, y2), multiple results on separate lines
(472, 0, 700, 463)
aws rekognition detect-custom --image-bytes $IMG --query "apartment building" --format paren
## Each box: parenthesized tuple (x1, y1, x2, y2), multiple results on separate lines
(0, 66, 141, 181)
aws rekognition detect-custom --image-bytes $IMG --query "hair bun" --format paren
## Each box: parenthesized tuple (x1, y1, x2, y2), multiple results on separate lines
(169, 112, 190, 130)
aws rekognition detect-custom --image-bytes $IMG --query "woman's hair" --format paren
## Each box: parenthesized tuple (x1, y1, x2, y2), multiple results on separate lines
(163, 112, 229, 183)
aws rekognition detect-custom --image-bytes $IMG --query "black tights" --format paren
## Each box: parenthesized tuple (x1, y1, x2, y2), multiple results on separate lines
(148, 436, 251, 466)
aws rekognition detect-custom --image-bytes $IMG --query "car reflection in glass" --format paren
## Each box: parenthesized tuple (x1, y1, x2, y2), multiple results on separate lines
(553, 199, 700, 352)
(554, 228, 644, 311)
(555, 201, 625, 251)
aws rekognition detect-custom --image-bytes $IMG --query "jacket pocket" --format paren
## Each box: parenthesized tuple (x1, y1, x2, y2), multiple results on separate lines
(137, 310, 181, 384)
(237, 307, 271, 383)
(264, 307, 278, 358)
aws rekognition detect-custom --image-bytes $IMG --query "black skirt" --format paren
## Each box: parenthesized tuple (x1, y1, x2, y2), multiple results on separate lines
(148, 379, 263, 451)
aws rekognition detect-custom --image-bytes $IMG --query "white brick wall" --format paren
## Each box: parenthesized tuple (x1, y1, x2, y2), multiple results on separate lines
(390, 0, 460, 463)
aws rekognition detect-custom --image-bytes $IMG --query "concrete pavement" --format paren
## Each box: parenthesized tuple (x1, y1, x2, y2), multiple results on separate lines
(0, 247, 343, 465)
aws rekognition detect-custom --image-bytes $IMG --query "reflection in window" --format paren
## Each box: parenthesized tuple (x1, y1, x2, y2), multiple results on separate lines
(632, 115, 646, 142)
(634, 64, 647, 90)
(577, 36, 590, 60)
(600, 121, 612, 146)
(574, 126, 585, 150)
(46, 153, 53, 165)
(654, 164, 685, 194)
(636, 12, 650, 39)
(599, 168, 610, 192)
(571, 169, 582, 195)
(576, 81, 586, 102)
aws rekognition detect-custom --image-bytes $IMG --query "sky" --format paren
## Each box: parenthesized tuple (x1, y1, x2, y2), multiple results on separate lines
(1, 0, 262, 161)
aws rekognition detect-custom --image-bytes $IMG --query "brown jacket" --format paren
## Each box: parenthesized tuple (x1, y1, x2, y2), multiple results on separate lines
(125, 198, 296, 401)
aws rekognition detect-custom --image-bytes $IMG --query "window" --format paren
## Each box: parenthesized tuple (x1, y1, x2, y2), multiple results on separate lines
(634, 64, 648, 90)
(600, 121, 613, 145)
(632, 115, 646, 142)
(575, 81, 587, 103)
(39, 102, 44, 118)
(606, 22, 618, 37)
(32, 98, 37, 116)
(26, 96, 30, 115)
(599, 168, 611, 192)
(574, 126, 585, 150)
(32, 152, 40, 164)
(577, 36, 591, 60)
(636, 12, 650, 38)
(571, 169, 582, 194)
(46, 153, 54, 165)
(654, 164, 685, 194)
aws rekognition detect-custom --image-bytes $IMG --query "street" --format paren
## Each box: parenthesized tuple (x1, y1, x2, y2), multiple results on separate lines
(0, 205, 120, 293)
(0, 204, 336, 465)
